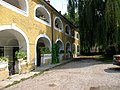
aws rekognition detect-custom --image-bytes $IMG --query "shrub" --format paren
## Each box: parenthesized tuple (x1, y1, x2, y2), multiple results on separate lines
(15, 51, 26, 59)
(0, 56, 9, 62)
(40, 47, 51, 54)
(105, 45, 116, 56)
(52, 43, 59, 64)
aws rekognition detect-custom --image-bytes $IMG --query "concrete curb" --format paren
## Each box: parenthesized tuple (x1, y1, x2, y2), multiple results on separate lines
(0, 59, 73, 90)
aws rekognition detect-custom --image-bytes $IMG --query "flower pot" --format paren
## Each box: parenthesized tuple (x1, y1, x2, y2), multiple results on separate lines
(0, 61, 8, 71)
(59, 54, 64, 61)
(18, 58, 23, 62)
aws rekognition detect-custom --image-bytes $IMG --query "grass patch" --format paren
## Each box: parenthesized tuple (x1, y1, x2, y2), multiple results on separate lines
(98, 55, 113, 63)
(5, 81, 20, 88)
(101, 59, 113, 62)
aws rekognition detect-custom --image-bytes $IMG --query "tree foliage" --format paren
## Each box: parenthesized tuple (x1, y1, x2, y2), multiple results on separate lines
(67, 0, 120, 54)
(64, 0, 78, 25)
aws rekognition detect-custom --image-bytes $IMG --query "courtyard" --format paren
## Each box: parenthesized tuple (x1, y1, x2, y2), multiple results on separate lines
(4, 58, 120, 90)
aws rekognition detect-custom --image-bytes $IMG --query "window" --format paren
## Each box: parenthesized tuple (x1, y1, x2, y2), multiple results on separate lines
(72, 31, 75, 37)
(54, 17, 63, 31)
(72, 44, 76, 53)
(0, 0, 28, 16)
(0, 47, 4, 56)
(77, 45, 80, 52)
(77, 33, 80, 39)
(65, 25, 71, 35)
(34, 5, 51, 26)
(66, 41, 71, 53)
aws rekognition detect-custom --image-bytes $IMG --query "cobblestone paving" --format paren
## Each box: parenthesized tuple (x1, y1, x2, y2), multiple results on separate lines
(4, 59, 120, 90)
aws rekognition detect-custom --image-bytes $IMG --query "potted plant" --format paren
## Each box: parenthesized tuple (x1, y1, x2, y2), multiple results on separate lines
(40, 47, 51, 65)
(15, 51, 26, 61)
(0, 56, 8, 63)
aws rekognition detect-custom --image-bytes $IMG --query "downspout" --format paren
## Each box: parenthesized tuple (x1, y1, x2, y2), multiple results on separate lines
(51, 11, 54, 63)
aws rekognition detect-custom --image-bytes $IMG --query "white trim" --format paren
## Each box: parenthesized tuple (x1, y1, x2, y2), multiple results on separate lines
(34, 4, 51, 27)
(74, 32, 80, 40)
(0, 24, 30, 63)
(55, 38, 64, 50)
(77, 44, 80, 53)
(76, 33, 80, 39)
(0, 0, 29, 17)
(54, 16, 63, 32)
(35, 34, 52, 65)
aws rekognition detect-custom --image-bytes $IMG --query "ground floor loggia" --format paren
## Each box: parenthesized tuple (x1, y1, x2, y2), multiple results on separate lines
(0, 24, 79, 81)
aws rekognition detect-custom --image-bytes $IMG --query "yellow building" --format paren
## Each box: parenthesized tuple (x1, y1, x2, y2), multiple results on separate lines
(0, 0, 80, 80)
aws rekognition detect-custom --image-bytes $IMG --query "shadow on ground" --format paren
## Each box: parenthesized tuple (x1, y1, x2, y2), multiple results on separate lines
(52, 56, 113, 70)
(104, 67, 120, 73)
(90, 86, 120, 90)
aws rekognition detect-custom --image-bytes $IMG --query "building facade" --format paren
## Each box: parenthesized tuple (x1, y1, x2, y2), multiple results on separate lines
(0, 0, 80, 80)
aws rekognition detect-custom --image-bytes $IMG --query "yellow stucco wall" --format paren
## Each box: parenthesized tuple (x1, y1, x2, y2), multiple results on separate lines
(0, 70, 9, 81)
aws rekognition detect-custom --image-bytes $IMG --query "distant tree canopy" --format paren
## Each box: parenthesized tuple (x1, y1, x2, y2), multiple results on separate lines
(66, 0, 120, 55)
(64, 0, 79, 27)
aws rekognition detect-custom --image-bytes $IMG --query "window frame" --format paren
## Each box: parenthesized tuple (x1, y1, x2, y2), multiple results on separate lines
(34, 4, 51, 27)
(0, 0, 28, 17)
(54, 17, 63, 32)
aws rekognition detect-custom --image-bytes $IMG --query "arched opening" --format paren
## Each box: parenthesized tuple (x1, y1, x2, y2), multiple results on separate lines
(36, 35, 51, 66)
(66, 41, 71, 53)
(35, 5, 51, 26)
(72, 44, 76, 53)
(76, 33, 80, 39)
(72, 30, 75, 37)
(65, 25, 71, 35)
(54, 17, 63, 31)
(0, 29, 27, 75)
(2, 0, 28, 12)
(66, 41, 71, 58)
(77, 45, 80, 55)
(72, 44, 77, 57)
(56, 39, 64, 51)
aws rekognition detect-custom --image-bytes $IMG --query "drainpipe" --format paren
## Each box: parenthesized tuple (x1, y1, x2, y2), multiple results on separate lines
(51, 11, 54, 63)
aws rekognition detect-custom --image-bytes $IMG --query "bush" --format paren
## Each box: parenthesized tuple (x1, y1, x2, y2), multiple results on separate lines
(105, 45, 116, 56)
(0, 56, 9, 62)
(15, 51, 26, 59)
(40, 47, 51, 54)
(52, 43, 59, 64)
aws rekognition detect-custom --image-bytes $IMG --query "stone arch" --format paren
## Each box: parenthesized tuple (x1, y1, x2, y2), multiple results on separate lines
(35, 34, 52, 66)
(56, 38, 64, 51)
(0, 24, 29, 75)
(0, 24, 29, 62)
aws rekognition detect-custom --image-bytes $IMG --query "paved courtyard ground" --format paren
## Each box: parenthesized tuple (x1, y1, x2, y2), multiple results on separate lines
(4, 59, 120, 90)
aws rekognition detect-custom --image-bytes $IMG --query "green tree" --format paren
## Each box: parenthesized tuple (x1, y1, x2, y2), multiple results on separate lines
(66, 0, 77, 23)
(67, 0, 120, 54)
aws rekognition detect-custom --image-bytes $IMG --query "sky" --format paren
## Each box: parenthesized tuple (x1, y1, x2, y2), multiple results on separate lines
(50, 0, 67, 14)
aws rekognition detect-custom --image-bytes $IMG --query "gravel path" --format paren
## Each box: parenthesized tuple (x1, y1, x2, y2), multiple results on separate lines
(4, 59, 120, 90)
